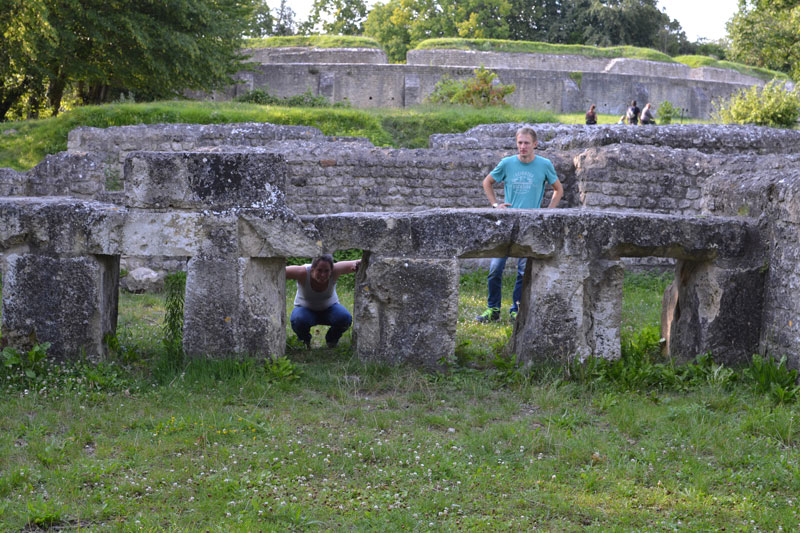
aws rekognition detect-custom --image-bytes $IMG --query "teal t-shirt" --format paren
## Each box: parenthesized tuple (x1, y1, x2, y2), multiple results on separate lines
(490, 155, 558, 209)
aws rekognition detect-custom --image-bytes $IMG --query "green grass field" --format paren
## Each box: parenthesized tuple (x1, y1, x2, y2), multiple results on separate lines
(3, 271, 800, 531)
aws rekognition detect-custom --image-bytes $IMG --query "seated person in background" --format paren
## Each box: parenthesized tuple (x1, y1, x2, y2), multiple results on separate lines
(626, 100, 640, 125)
(286, 254, 360, 349)
(585, 104, 598, 125)
(640, 103, 656, 125)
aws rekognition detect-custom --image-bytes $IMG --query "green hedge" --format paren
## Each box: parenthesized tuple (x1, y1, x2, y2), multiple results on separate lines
(414, 38, 676, 63)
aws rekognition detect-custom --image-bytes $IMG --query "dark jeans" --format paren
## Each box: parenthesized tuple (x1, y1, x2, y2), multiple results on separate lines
(487, 257, 527, 313)
(290, 303, 352, 344)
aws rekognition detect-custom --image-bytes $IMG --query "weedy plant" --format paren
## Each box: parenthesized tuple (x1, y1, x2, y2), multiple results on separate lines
(1, 342, 51, 385)
(264, 356, 303, 383)
(748, 353, 800, 404)
(156, 271, 186, 380)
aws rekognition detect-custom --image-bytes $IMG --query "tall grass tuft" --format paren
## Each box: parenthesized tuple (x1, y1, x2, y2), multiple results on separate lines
(157, 271, 187, 380)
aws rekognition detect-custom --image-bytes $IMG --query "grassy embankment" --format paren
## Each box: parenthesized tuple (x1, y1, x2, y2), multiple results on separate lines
(0, 101, 560, 171)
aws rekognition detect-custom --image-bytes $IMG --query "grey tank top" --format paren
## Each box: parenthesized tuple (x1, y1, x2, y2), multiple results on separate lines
(293, 265, 340, 311)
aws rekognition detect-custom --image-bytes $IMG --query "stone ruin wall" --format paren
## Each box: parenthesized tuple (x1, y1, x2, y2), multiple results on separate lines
(198, 47, 788, 119)
(3, 122, 800, 365)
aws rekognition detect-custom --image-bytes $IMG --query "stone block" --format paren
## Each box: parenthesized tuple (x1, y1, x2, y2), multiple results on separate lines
(664, 259, 765, 365)
(123, 152, 288, 209)
(353, 255, 458, 368)
(183, 256, 285, 358)
(509, 258, 623, 363)
(1, 253, 118, 360)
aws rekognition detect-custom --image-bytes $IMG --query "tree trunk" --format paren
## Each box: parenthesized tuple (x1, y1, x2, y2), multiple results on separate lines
(48, 73, 67, 117)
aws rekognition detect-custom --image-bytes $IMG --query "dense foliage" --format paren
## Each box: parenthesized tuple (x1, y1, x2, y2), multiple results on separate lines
(713, 80, 800, 127)
(364, 0, 692, 62)
(1, 0, 256, 122)
(728, 0, 800, 81)
(426, 67, 516, 107)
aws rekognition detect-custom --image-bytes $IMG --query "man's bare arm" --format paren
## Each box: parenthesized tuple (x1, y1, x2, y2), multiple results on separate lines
(548, 179, 563, 208)
(482, 174, 509, 208)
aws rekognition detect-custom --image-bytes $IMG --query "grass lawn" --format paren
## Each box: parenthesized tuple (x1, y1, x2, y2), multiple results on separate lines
(2, 271, 800, 531)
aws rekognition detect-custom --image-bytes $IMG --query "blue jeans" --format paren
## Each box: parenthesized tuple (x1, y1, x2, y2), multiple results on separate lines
(290, 303, 352, 345)
(487, 257, 527, 313)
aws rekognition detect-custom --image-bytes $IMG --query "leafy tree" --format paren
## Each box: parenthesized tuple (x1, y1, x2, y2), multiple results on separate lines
(301, 0, 369, 35)
(452, 0, 512, 39)
(363, 0, 412, 62)
(0, 0, 53, 121)
(2, 0, 257, 119)
(728, 0, 800, 80)
(272, 0, 297, 35)
(244, 1, 274, 37)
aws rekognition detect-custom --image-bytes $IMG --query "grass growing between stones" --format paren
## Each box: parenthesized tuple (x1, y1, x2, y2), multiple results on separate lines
(2, 272, 800, 531)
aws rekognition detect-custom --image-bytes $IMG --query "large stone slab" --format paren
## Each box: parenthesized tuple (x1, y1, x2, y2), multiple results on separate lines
(123, 151, 288, 209)
(310, 209, 759, 261)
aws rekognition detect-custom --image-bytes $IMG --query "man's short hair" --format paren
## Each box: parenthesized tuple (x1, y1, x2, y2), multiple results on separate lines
(515, 126, 537, 142)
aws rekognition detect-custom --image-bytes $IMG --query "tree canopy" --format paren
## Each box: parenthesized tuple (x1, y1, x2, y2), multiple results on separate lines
(1, 0, 256, 121)
(363, 0, 692, 62)
(728, 0, 800, 80)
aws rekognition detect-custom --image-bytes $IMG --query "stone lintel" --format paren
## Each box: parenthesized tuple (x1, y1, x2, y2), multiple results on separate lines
(309, 209, 758, 261)
(0, 197, 124, 255)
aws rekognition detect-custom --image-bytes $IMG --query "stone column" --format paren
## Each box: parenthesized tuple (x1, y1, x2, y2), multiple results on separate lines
(183, 256, 285, 358)
(510, 258, 623, 363)
(664, 259, 765, 365)
(353, 255, 459, 369)
(1, 253, 119, 361)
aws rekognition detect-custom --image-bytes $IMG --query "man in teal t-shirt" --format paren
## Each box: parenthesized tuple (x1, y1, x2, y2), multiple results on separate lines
(477, 126, 563, 323)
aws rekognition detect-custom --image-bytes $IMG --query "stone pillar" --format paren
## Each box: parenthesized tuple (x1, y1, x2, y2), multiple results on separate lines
(353, 255, 459, 369)
(664, 259, 765, 365)
(510, 258, 623, 363)
(1, 253, 119, 361)
(183, 256, 285, 358)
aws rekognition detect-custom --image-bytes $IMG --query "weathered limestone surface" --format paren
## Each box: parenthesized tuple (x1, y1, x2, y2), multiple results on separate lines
(2, 254, 119, 360)
(183, 257, 285, 358)
(700, 154, 800, 364)
(431, 123, 800, 155)
(0, 197, 124, 359)
(353, 255, 459, 369)
(510, 259, 624, 362)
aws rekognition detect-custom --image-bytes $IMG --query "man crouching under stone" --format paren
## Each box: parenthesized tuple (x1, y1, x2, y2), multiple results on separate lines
(477, 126, 563, 322)
(286, 255, 360, 349)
